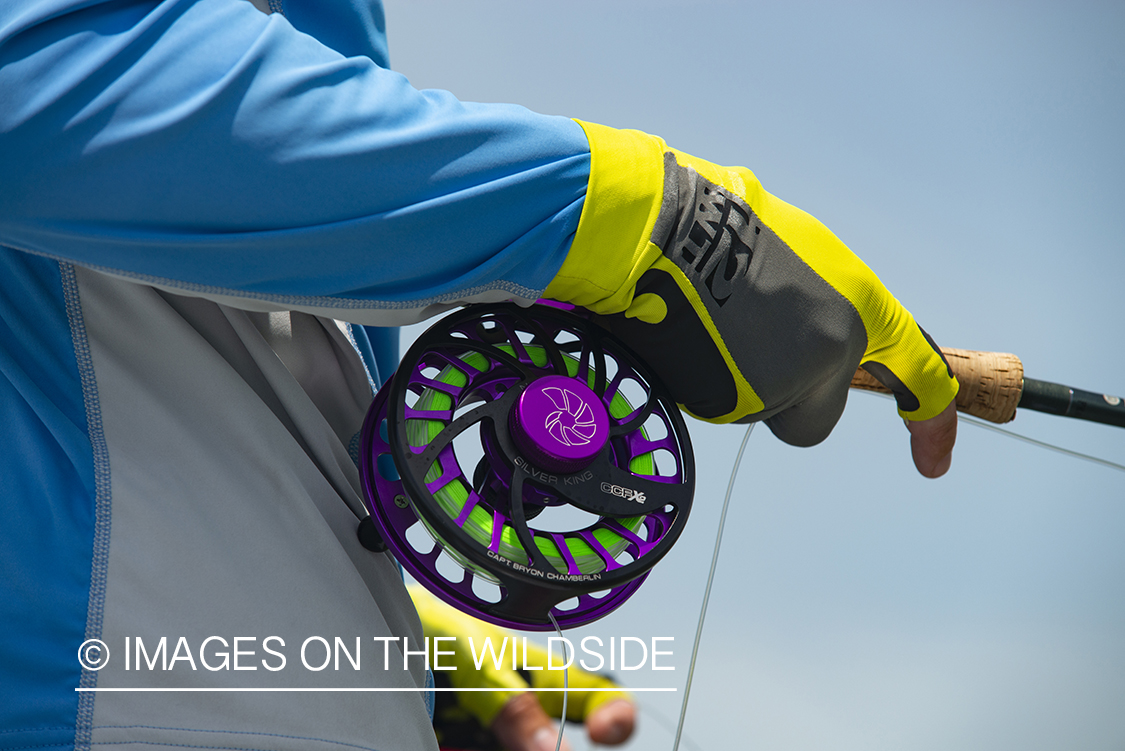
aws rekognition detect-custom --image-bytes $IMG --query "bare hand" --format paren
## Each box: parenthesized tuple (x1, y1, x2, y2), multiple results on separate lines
(906, 399, 957, 477)
(491, 693, 635, 751)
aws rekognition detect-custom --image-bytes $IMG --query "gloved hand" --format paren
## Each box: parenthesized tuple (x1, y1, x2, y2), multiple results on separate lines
(544, 121, 958, 454)
(409, 586, 634, 751)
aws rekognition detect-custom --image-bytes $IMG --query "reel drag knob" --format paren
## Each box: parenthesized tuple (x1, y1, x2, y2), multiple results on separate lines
(508, 375, 610, 475)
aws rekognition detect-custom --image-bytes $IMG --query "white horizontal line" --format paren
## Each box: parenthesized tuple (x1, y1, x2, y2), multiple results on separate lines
(76, 687, 676, 693)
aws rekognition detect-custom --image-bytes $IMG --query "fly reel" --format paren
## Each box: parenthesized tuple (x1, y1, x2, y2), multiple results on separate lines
(358, 302, 694, 630)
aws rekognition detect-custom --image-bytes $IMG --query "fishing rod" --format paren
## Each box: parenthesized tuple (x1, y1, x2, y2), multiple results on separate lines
(850, 347, 1125, 428)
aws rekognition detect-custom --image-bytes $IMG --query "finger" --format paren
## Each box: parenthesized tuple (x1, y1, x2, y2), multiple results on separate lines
(906, 399, 957, 478)
(585, 698, 635, 745)
(491, 692, 571, 751)
(763, 367, 854, 447)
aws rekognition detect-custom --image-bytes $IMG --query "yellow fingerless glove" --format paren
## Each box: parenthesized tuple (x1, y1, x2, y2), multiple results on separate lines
(546, 121, 957, 445)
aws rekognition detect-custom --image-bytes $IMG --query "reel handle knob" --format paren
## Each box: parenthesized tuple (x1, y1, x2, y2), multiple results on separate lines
(356, 516, 388, 553)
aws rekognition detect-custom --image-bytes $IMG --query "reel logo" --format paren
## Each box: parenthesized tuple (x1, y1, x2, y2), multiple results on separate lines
(542, 386, 598, 447)
(601, 482, 646, 505)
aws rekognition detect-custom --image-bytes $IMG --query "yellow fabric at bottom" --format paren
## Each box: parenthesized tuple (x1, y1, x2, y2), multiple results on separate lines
(409, 586, 629, 726)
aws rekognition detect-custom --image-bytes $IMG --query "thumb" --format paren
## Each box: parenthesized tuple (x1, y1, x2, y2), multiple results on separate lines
(906, 399, 957, 478)
(584, 698, 635, 745)
(491, 692, 571, 751)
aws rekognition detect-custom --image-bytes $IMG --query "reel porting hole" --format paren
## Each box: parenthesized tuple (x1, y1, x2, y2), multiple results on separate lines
(645, 448, 680, 479)
(641, 411, 670, 442)
(404, 519, 437, 556)
(471, 575, 503, 604)
(359, 303, 695, 631)
(525, 502, 602, 535)
(436, 549, 470, 584)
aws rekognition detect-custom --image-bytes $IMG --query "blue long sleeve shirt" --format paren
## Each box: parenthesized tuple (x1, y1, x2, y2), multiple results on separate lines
(0, 1, 594, 748)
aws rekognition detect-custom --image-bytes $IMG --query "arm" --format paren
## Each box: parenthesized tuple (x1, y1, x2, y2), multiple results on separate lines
(0, 0, 956, 464)
(0, 0, 588, 324)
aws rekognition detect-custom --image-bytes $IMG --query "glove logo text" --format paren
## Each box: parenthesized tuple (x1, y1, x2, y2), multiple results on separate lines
(655, 160, 760, 308)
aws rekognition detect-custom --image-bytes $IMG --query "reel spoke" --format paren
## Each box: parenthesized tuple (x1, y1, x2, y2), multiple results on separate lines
(505, 308, 571, 377)
(420, 337, 532, 380)
(411, 374, 465, 397)
(584, 329, 609, 397)
(549, 532, 582, 576)
(576, 529, 625, 572)
(402, 394, 513, 475)
(609, 388, 660, 436)
(505, 468, 551, 575)
(452, 490, 483, 527)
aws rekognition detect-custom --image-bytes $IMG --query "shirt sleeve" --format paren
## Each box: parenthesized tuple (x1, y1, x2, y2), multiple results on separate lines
(0, 0, 591, 325)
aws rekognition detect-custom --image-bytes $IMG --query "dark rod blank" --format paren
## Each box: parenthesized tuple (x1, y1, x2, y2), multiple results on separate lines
(1019, 378, 1125, 428)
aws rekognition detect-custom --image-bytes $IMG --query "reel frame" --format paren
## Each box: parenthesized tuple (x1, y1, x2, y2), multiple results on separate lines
(359, 303, 695, 630)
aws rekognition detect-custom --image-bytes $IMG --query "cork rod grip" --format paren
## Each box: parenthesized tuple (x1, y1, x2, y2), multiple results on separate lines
(850, 348, 1024, 424)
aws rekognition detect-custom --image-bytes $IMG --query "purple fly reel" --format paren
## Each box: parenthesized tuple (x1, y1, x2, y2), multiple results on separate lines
(359, 303, 694, 630)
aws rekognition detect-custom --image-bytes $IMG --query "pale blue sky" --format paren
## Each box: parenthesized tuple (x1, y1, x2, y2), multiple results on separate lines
(387, 3, 1125, 748)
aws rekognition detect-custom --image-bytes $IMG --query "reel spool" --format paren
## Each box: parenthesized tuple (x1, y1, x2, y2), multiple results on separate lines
(359, 302, 695, 630)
